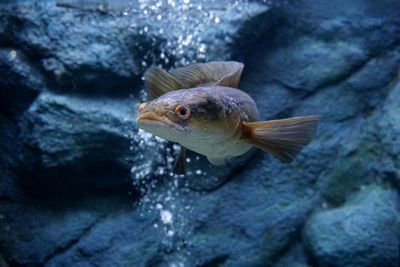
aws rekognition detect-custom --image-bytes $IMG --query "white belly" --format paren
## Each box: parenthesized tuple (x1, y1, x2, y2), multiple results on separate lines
(179, 133, 252, 159)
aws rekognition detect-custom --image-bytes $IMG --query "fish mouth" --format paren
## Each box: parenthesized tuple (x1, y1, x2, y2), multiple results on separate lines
(137, 111, 188, 134)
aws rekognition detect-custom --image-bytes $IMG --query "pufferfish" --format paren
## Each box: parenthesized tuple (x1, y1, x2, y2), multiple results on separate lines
(136, 61, 319, 173)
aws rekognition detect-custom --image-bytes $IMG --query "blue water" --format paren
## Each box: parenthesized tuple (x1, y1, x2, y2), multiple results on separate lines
(0, 0, 400, 266)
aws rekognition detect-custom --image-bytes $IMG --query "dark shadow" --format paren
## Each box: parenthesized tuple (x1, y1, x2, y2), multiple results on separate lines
(197, 255, 229, 267)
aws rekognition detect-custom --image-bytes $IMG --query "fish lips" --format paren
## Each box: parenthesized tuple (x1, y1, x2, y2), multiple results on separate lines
(137, 111, 189, 135)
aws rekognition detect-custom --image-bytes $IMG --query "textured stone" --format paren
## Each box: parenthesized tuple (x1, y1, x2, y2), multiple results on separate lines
(0, 115, 22, 201)
(0, 202, 100, 266)
(0, 0, 399, 266)
(0, 48, 44, 116)
(183, 157, 318, 266)
(272, 243, 312, 267)
(18, 92, 164, 191)
(304, 185, 400, 267)
(0, 0, 269, 94)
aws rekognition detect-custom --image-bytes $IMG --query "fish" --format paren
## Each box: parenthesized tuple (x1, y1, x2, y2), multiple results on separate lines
(136, 61, 319, 174)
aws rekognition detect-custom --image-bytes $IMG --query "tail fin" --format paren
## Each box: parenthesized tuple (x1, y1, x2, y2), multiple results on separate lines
(241, 115, 319, 163)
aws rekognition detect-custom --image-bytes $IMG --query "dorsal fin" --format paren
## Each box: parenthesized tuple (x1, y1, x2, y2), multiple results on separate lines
(170, 61, 244, 89)
(214, 64, 243, 88)
(144, 67, 184, 99)
(144, 61, 244, 100)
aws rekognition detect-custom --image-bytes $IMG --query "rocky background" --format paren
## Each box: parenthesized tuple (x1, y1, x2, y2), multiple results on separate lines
(1, 0, 400, 266)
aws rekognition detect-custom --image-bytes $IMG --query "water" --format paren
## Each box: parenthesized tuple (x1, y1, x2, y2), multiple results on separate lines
(1, 0, 400, 266)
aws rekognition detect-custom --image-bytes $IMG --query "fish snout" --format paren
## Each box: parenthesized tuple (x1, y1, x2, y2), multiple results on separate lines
(137, 111, 161, 122)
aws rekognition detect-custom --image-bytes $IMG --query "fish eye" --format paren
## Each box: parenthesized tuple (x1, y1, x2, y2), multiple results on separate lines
(175, 105, 190, 120)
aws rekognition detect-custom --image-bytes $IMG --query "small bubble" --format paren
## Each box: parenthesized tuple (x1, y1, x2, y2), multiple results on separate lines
(9, 50, 17, 60)
(168, 0, 176, 7)
(198, 43, 207, 53)
(167, 230, 174, 236)
(160, 210, 173, 224)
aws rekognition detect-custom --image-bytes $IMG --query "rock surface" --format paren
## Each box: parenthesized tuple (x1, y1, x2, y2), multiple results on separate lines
(304, 185, 400, 267)
(0, 48, 44, 117)
(0, 0, 268, 95)
(19, 92, 138, 190)
(0, 0, 400, 266)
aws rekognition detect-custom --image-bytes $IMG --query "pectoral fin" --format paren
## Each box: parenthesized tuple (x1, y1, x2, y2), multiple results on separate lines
(207, 157, 226, 166)
(241, 115, 320, 163)
(172, 146, 187, 175)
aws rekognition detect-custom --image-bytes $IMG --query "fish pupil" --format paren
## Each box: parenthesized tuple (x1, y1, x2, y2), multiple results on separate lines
(175, 104, 190, 120)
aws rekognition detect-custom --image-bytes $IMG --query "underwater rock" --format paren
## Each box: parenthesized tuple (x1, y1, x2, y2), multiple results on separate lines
(0, 202, 101, 266)
(182, 154, 318, 266)
(272, 243, 312, 267)
(240, 0, 400, 208)
(0, 0, 400, 266)
(0, 254, 9, 267)
(30, 153, 319, 267)
(366, 78, 400, 190)
(42, 207, 162, 267)
(321, 76, 400, 204)
(19, 92, 143, 189)
(0, 115, 23, 201)
(0, 48, 44, 117)
(0, 1, 269, 95)
(304, 185, 400, 267)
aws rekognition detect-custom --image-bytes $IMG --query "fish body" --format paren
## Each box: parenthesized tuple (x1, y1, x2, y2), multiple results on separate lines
(138, 86, 258, 163)
(136, 61, 319, 170)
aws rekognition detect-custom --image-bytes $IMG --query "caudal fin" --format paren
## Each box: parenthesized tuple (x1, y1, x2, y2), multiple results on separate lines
(241, 115, 319, 163)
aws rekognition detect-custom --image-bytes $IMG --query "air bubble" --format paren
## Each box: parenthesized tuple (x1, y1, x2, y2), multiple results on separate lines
(160, 210, 173, 224)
